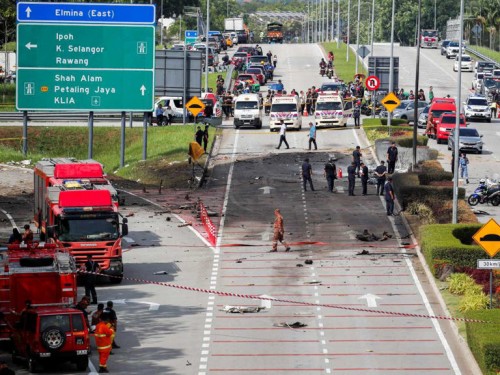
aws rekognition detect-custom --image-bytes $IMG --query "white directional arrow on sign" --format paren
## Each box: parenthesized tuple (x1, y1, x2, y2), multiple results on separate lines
(25, 42, 38, 50)
(259, 186, 274, 194)
(358, 294, 381, 307)
(25, 6, 32, 18)
(140, 85, 146, 96)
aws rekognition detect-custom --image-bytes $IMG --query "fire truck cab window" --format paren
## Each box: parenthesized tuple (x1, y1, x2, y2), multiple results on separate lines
(58, 216, 119, 241)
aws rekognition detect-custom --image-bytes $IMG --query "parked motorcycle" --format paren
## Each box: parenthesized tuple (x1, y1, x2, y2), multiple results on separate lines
(327, 67, 334, 79)
(320, 67, 326, 76)
(468, 178, 500, 206)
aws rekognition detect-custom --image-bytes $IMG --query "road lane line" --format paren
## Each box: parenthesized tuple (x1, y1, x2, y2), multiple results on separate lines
(198, 129, 239, 375)
(0, 208, 17, 228)
(354, 127, 462, 374)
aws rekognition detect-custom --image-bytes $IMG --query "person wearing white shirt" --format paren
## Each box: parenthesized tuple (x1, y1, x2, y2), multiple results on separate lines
(276, 120, 289, 149)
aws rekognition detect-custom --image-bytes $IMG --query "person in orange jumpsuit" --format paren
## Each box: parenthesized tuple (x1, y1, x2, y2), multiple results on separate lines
(94, 313, 115, 373)
(271, 208, 291, 252)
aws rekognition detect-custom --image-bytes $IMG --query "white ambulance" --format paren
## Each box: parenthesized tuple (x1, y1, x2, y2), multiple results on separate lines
(269, 95, 302, 131)
(233, 94, 263, 129)
(314, 92, 353, 128)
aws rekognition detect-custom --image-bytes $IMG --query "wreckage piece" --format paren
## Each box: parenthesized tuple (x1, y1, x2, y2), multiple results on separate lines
(273, 322, 308, 328)
(223, 305, 265, 314)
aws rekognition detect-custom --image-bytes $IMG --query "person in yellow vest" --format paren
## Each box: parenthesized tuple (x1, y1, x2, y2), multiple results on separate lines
(94, 313, 115, 373)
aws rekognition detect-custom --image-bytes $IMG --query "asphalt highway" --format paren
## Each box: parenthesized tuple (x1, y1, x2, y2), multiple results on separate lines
(0, 42, 485, 374)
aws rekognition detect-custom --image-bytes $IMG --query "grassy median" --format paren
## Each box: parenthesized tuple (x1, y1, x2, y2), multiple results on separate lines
(321, 42, 367, 82)
(0, 125, 214, 187)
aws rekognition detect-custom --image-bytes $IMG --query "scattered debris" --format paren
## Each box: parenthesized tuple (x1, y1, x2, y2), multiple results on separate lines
(223, 305, 265, 313)
(304, 280, 321, 285)
(186, 360, 192, 366)
(274, 322, 308, 328)
(154, 271, 168, 275)
(166, 217, 171, 221)
(356, 229, 393, 242)
(125, 212, 135, 217)
(357, 250, 370, 255)
(304, 259, 313, 265)
(178, 222, 192, 227)
(20, 159, 31, 165)
(296, 264, 304, 267)
(401, 242, 411, 246)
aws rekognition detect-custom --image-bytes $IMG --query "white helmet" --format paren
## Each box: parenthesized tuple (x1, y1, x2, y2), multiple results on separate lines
(480, 178, 486, 184)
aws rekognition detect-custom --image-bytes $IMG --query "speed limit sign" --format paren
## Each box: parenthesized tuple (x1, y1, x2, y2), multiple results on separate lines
(365, 75, 380, 91)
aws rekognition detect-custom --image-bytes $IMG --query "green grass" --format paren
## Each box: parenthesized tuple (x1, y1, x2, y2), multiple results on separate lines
(437, 280, 467, 337)
(0, 125, 214, 186)
(321, 42, 367, 82)
(468, 45, 500, 63)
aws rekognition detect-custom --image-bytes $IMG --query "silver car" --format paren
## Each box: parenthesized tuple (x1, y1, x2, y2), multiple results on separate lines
(380, 100, 428, 123)
(448, 127, 483, 154)
(417, 105, 430, 128)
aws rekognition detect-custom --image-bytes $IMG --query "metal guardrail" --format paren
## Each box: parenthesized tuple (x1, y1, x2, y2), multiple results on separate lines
(465, 46, 500, 68)
(0, 112, 148, 122)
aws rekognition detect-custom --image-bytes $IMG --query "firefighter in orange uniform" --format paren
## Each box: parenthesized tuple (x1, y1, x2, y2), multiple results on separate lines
(94, 313, 115, 373)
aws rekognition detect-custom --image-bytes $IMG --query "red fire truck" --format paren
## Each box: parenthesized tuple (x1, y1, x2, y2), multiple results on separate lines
(0, 243, 90, 372)
(34, 159, 128, 283)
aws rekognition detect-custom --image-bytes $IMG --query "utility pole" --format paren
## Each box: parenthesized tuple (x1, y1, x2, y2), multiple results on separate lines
(355, 0, 361, 74)
(388, 0, 395, 134)
(346, 0, 351, 61)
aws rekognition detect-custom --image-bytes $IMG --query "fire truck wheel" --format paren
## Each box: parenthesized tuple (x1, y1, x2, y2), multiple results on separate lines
(41, 326, 66, 351)
(11, 348, 21, 365)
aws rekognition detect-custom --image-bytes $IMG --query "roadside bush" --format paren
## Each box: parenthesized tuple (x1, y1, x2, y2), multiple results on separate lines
(420, 224, 498, 275)
(420, 159, 443, 172)
(448, 273, 477, 295)
(418, 171, 453, 185)
(465, 309, 500, 375)
(395, 135, 428, 147)
(458, 293, 489, 312)
(406, 202, 435, 224)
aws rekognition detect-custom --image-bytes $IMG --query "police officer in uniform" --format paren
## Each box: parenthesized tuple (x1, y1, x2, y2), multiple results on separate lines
(347, 161, 357, 196)
(360, 162, 369, 195)
(324, 158, 337, 193)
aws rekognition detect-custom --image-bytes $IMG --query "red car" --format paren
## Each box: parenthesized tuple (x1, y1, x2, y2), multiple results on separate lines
(235, 74, 257, 87)
(436, 113, 466, 144)
(246, 68, 265, 85)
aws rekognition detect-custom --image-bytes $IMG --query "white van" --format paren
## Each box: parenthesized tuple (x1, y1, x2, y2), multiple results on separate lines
(269, 95, 302, 131)
(314, 92, 353, 128)
(233, 94, 263, 129)
(154, 96, 186, 123)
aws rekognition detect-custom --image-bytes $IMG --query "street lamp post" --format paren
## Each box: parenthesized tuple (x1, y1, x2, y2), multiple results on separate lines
(452, 0, 465, 224)
(159, 0, 164, 48)
(331, 0, 334, 41)
(413, 0, 422, 169)
(326, 0, 329, 42)
(388, 0, 395, 134)
(346, 0, 351, 61)
(337, 0, 340, 48)
(370, 0, 375, 57)
(434, 0, 437, 30)
(205, 0, 209, 93)
(355, 0, 361, 74)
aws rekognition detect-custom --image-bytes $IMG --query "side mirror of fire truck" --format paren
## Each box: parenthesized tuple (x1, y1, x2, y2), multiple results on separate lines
(121, 218, 129, 236)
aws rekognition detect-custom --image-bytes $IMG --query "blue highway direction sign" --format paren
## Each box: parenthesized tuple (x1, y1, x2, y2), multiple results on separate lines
(17, 2, 156, 24)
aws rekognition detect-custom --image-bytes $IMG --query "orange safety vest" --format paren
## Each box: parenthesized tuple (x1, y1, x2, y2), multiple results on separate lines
(94, 322, 114, 351)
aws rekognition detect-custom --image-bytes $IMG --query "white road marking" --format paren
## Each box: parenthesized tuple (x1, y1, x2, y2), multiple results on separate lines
(0, 208, 17, 228)
(122, 236, 135, 243)
(358, 293, 382, 307)
(197, 130, 240, 375)
(357, 128, 462, 374)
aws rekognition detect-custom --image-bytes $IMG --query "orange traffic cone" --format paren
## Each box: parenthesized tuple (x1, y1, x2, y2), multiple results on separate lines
(303, 107, 308, 117)
(338, 168, 343, 178)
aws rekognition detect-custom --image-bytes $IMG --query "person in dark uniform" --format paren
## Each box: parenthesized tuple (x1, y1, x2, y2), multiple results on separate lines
(347, 161, 357, 196)
(353, 102, 361, 127)
(360, 162, 369, 195)
(374, 160, 387, 196)
(195, 126, 204, 146)
(324, 158, 337, 193)
(352, 146, 362, 176)
(384, 176, 395, 215)
(203, 125, 210, 152)
(104, 301, 120, 349)
(84, 255, 101, 304)
(386, 142, 398, 174)
(302, 158, 315, 191)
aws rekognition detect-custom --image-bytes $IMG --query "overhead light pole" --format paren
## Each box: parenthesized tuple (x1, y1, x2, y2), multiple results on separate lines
(387, 0, 395, 134)
(205, 0, 209, 93)
(326, 0, 329, 42)
(370, 0, 375, 57)
(346, 0, 351, 61)
(336, 0, 340, 48)
(452, 0, 465, 224)
(413, 0, 422, 169)
(355, 0, 361, 74)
